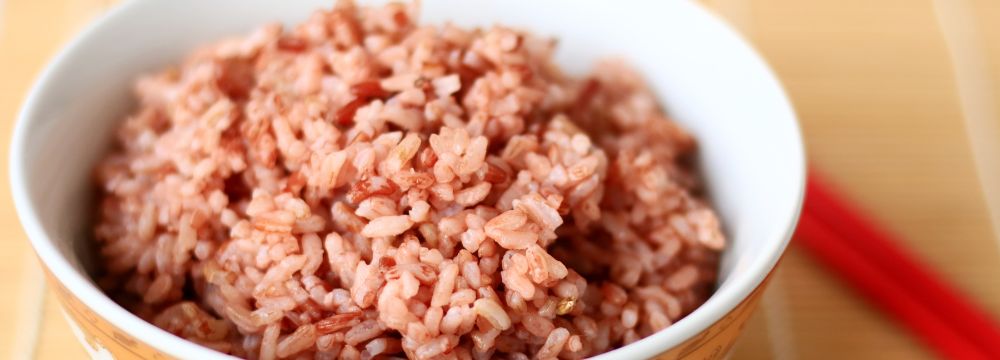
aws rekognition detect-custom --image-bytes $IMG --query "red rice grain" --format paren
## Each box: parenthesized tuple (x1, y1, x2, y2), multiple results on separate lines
(93, 1, 725, 358)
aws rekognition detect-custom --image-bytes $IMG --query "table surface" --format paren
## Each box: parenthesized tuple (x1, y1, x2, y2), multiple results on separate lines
(3, 0, 1000, 358)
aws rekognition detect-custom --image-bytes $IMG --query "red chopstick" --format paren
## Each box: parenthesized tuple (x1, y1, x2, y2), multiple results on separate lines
(795, 171, 1000, 359)
(796, 213, 989, 360)
(805, 172, 1000, 357)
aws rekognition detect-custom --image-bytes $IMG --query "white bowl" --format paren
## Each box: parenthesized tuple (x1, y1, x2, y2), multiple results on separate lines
(10, 0, 804, 358)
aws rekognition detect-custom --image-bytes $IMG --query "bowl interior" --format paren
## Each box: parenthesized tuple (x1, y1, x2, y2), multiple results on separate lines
(11, 0, 803, 358)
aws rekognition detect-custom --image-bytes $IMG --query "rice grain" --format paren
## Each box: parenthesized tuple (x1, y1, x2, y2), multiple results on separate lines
(93, 2, 725, 358)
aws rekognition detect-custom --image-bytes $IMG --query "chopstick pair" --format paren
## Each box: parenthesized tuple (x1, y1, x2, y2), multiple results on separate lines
(794, 171, 1000, 359)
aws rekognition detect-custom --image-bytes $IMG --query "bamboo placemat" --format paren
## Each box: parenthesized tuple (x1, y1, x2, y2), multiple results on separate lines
(2, 0, 999, 358)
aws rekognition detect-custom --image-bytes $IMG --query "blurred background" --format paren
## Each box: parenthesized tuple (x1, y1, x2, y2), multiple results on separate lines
(2, 0, 1000, 358)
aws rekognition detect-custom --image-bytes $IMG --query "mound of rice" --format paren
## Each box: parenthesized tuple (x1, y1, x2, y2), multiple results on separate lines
(94, 2, 725, 359)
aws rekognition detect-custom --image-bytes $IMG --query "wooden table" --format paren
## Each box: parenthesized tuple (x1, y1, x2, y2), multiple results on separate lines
(3, 0, 1000, 358)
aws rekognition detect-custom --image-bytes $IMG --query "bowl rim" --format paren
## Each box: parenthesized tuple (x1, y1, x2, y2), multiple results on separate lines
(9, 0, 805, 358)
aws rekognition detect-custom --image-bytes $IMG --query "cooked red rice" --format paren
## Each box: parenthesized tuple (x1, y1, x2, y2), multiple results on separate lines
(94, 1, 725, 359)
